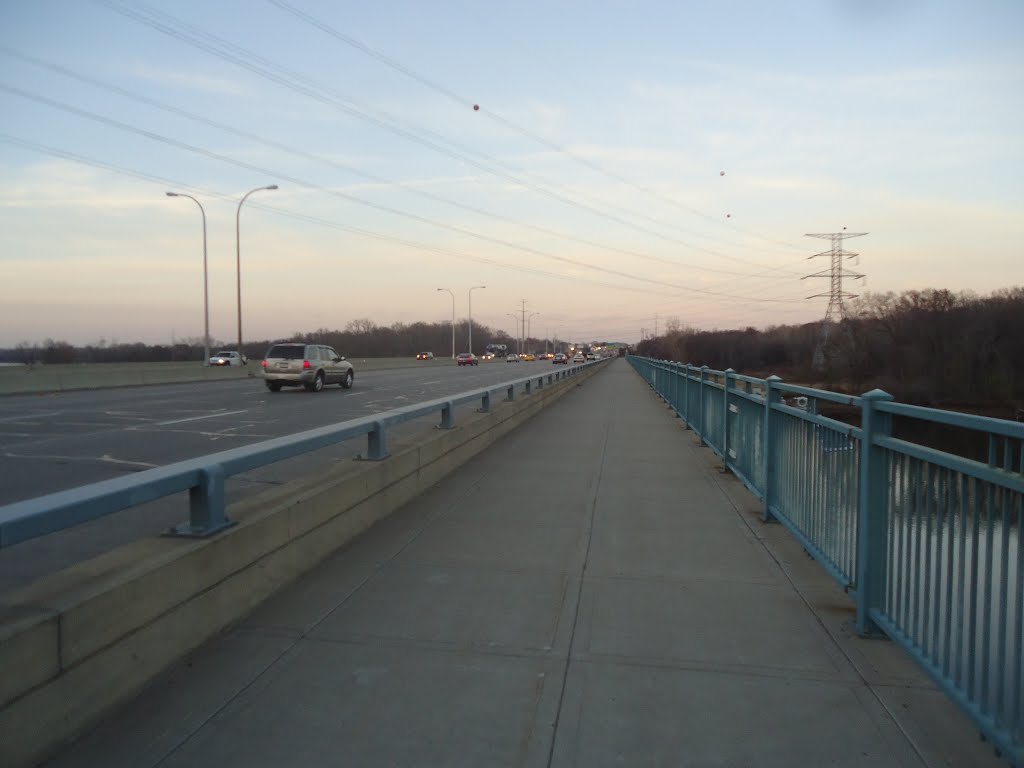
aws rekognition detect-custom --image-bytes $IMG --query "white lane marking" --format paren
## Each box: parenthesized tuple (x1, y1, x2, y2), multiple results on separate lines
(2, 452, 158, 469)
(419, 380, 442, 386)
(0, 411, 60, 423)
(156, 409, 248, 426)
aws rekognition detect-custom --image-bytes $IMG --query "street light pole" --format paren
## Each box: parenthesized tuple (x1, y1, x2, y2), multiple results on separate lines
(527, 312, 540, 354)
(166, 192, 210, 366)
(436, 288, 455, 359)
(236, 184, 278, 362)
(467, 285, 485, 354)
(506, 313, 519, 355)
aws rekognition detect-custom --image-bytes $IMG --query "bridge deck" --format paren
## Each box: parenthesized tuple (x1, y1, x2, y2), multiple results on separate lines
(49, 359, 1003, 767)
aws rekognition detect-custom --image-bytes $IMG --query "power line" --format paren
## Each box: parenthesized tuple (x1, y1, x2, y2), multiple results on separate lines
(265, 0, 809, 256)
(94, 0, 806, 278)
(0, 46, 798, 286)
(0, 82, 807, 306)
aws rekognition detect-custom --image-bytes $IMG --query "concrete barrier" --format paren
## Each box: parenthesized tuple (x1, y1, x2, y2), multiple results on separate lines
(0, 358, 459, 396)
(0, 361, 607, 767)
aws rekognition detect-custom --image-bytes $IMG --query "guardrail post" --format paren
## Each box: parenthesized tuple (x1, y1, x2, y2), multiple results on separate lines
(537, 376, 544, 390)
(506, 384, 516, 401)
(525, 379, 532, 395)
(479, 391, 491, 413)
(723, 369, 735, 472)
(365, 420, 390, 460)
(762, 375, 782, 522)
(439, 401, 455, 430)
(856, 388, 894, 636)
(699, 366, 709, 444)
(169, 464, 235, 537)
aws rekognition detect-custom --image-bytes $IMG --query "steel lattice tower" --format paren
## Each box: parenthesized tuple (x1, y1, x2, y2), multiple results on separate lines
(802, 232, 867, 321)
(802, 231, 868, 370)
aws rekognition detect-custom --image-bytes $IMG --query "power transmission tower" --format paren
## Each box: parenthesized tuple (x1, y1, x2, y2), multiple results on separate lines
(802, 231, 867, 371)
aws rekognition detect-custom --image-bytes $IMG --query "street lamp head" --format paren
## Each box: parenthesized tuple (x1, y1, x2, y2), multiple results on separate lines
(166, 192, 178, 197)
(265, 185, 279, 190)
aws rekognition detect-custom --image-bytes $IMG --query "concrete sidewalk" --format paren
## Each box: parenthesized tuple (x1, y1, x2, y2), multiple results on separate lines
(46, 359, 1003, 767)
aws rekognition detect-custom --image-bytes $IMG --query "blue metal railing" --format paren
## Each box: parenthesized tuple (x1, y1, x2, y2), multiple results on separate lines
(628, 355, 1023, 766)
(0, 360, 603, 546)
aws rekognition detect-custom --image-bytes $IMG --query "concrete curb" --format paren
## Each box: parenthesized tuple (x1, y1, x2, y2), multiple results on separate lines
(0, 361, 607, 767)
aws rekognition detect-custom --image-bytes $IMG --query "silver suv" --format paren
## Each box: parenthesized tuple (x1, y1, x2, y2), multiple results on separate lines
(261, 343, 354, 393)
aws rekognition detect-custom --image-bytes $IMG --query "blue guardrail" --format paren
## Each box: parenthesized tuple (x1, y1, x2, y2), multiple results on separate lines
(628, 355, 1023, 767)
(0, 360, 603, 545)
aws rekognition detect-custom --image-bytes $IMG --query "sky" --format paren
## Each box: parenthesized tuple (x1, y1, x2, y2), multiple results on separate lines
(1, 0, 1021, 348)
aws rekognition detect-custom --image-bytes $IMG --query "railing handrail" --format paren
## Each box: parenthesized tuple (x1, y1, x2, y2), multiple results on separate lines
(0, 359, 605, 547)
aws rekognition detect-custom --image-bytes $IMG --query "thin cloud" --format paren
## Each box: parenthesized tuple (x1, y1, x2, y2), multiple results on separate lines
(129, 66, 247, 96)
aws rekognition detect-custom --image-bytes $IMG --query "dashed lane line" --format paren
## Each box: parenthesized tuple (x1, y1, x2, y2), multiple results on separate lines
(155, 409, 249, 426)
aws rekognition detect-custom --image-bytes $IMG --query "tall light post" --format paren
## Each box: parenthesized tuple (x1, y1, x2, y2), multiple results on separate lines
(467, 285, 486, 354)
(507, 312, 520, 354)
(166, 192, 210, 366)
(236, 184, 278, 362)
(436, 288, 455, 359)
(527, 312, 540, 354)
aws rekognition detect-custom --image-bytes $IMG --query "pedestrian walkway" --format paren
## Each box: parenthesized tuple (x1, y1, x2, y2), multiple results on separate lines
(47, 359, 1004, 767)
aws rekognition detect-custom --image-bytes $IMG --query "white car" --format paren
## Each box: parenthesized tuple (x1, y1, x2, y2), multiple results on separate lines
(209, 351, 244, 366)
(572, 354, 585, 363)
(506, 354, 520, 362)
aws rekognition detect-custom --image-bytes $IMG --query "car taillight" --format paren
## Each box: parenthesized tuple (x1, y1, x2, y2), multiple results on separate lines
(303, 360, 311, 369)
(261, 360, 266, 368)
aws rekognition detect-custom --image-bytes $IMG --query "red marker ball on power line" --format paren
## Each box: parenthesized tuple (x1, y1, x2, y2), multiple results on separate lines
(473, 104, 479, 111)
(720, 171, 725, 176)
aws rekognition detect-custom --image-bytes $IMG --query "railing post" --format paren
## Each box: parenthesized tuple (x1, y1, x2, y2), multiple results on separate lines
(506, 384, 516, 401)
(762, 375, 782, 522)
(699, 365, 709, 444)
(365, 420, 390, 460)
(672, 362, 681, 416)
(723, 369, 735, 472)
(856, 388, 894, 637)
(479, 391, 491, 413)
(170, 464, 235, 537)
(525, 379, 532, 395)
(439, 401, 455, 430)
(683, 364, 691, 428)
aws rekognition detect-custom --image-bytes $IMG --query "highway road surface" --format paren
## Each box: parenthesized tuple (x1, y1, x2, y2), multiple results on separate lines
(0, 359, 564, 592)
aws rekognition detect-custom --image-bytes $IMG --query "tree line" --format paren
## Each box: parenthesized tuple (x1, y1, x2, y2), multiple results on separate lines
(636, 287, 1024, 412)
(0, 319, 568, 366)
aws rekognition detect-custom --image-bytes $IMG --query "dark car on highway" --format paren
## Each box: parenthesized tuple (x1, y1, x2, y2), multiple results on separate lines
(456, 352, 479, 366)
(552, 353, 568, 364)
(262, 343, 354, 392)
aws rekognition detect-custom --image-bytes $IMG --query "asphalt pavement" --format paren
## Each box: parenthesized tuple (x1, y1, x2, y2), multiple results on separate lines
(44, 358, 1003, 768)
(0, 359, 568, 593)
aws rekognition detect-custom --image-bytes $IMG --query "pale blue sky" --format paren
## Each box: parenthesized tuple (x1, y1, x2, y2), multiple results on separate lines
(1, 0, 1021, 347)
